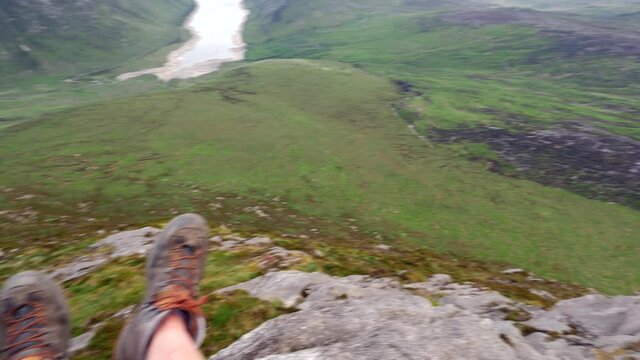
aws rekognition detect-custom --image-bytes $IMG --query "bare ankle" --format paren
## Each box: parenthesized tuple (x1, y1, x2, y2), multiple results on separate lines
(147, 314, 204, 360)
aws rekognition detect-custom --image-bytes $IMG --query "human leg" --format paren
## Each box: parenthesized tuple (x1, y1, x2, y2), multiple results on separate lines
(147, 314, 205, 360)
(115, 213, 209, 360)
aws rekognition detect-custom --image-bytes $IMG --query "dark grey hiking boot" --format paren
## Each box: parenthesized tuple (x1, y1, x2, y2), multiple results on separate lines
(0, 271, 70, 360)
(115, 213, 209, 360)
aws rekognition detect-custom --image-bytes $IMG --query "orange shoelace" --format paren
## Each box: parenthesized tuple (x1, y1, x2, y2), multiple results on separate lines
(154, 287, 207, 317)
(153, 239, 207, 315)
(4, 302, 55, 360)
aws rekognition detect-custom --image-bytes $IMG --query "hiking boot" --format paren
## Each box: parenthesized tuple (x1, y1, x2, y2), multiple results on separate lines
(115, 213, 209, 360)
(0, 271, 70, 360)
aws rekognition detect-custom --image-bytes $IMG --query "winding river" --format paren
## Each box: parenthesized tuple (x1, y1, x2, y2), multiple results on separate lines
(118, 0, 248, 81)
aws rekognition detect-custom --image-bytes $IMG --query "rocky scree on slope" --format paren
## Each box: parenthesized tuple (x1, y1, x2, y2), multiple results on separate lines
(47, 226, 640, 359)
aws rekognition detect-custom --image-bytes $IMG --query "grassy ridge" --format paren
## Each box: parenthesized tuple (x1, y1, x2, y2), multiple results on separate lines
(1, 61, 638, 293)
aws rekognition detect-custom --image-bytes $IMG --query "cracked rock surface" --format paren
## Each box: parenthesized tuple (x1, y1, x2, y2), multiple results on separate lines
(212, 271, 640, 360)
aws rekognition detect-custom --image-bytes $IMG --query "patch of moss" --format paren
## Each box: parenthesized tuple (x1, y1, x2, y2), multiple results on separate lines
(73, 318, 125, 360)
(202, 291, 294, 355)
(66, 257, 145, 335)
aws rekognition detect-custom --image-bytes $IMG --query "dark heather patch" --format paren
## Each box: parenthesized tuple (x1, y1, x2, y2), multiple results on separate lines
(432, 122, 640, 209)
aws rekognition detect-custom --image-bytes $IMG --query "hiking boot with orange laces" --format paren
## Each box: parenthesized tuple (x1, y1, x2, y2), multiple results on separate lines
(0, 271, 70, 360)
(115, 213, 209, 360)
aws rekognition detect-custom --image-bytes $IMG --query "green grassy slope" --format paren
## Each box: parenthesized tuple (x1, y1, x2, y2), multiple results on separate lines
(1, 61, 638, 293)
(0, 0, 193, 82)
(242, 0, 640, 209)
(243, 1, 640, 140)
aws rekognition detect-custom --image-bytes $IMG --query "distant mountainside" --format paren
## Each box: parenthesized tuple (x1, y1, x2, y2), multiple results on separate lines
(0, 0, 193, 80)
(480, 0, 640, 15)
(243, 0, 640, 208)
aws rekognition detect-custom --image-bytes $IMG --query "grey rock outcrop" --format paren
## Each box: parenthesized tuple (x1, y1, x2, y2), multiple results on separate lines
(244, 237, 274, 247)
(252, 247, 311, 271)
(50, 227, 160, 282)
(214, 235, 275, 251)
(211, 271, 640, 360)
(43, 226, 640, 360)
(525, 294, 640, 350)
(211, 293, 550, 360)
(217, 271, 404, 309)
(405, 274, 527, 321)
(217, 271, 334, 308)
(50, 257, 110, 283)
(89, 226, 161, 257)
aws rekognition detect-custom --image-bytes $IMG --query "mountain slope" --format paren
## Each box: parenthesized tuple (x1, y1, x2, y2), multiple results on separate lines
(480, 0, 640, 15)
(0, 0, 193, 82)
(243, 0, 640, 208)
(0, 60, 638, 293)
